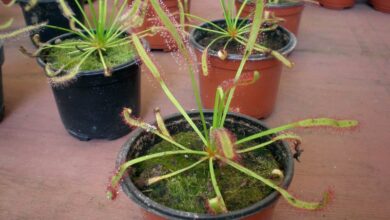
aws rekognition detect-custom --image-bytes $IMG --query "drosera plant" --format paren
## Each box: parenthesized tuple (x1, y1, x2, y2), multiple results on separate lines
(107, 0, 359, 215)
(19, 0, 154, 84)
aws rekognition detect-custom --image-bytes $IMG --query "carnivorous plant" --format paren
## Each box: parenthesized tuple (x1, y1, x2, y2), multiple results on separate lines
(107, 0, 358, 214)
(19, 0, 155, 84)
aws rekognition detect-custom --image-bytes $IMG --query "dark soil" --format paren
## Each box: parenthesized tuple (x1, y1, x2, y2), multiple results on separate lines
(131, 131, 281, 214)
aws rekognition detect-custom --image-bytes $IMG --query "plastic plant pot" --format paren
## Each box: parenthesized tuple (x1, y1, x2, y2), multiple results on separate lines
(189, 20, 297, 119)
(18, 0, 84, 45)
(318, 0, 355, 9)
(128, 0, 191, 52)
(37, 32, 142, 141)
(369, 0, 390, 13)
(117, 111, 294, 220)
(235, 0, 305, 36)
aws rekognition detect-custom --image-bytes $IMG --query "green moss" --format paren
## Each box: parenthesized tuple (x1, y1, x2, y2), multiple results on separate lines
(132, 132, 281, 214)
(46, 39, 136, 71)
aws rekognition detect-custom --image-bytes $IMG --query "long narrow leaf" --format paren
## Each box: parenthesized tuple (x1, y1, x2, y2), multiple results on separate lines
(220, 0, 264, 126)
(107, 150, 208, 200)
(131, 33, 208, 146)
(222, 157, 332, 210)
(149, 0, 209, 141)
(236, 118, 359, 145)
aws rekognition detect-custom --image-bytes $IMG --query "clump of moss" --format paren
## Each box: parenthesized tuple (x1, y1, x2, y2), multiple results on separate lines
(46, 39, 136, 71)
(132, 131, 281, 214)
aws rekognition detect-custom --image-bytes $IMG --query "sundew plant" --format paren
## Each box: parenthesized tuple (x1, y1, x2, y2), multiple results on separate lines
(107, 0, 358, 214)
(20, 0, 155, 83)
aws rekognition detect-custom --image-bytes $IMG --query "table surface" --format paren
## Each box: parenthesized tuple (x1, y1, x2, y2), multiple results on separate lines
(1, 1, 389, 220)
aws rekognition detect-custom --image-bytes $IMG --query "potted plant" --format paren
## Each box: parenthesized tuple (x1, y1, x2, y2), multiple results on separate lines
(318, 0, 355, 9)
(187, 0, 295, 119)
(1, 0, 46, 122)
(21, 0, 150, 140)
(106, 0, 359, 219)
(369, 0, 390, 13)
(128, 0, 191, 52)
(235, 0, 305, 36)
(17, 0, 86, 45)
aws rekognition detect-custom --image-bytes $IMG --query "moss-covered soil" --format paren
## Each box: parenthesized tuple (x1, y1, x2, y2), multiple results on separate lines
(131, 131, 281, 214)
(197, 22, 289, 55)
(46, 39, 136, 71)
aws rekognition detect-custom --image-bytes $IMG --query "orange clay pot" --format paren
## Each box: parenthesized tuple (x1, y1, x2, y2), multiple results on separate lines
(235, 0, 305, 36)
(370, 0, 390, 13)
(189, 20, 297, 119)
(318, 0, 355, 9)
(129, 0, 191, 52)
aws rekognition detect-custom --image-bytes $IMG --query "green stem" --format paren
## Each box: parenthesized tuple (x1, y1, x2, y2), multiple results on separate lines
(108, 150, 208, 199)
(144, 0, 211, 143)
(131, 33, 208, 147)
(209, 158, 227, 209)
(220, 0, 264, 127)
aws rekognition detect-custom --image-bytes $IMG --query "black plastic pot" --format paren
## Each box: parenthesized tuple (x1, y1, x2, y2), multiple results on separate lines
(37, 33, 141, 141)
(0, 41, 4, 122)
(18, 0, 84, 45)
(117, 111, 294, 220)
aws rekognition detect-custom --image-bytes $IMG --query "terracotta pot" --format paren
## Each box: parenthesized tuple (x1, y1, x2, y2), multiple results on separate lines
(129, 0, 191, 52)
(370, 0, 390, 13)
(189, 20, 296, 119)
(318, 0, 355, 9)
(117, 111, 294, 220)
(235, 0, 305, 36)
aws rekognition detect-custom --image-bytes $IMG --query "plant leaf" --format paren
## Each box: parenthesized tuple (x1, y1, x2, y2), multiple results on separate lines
(236, 118, 359, 145)
(147, 157, 208, 185)
(238, 132, 302, 153)
(222, 158, 332, 210)
(154, 108, 172, 139)
(211, 128, 239, 161)
(0, 22, 46, 40)
(131, 33, 208, 146)
(107, 150, 208, 200)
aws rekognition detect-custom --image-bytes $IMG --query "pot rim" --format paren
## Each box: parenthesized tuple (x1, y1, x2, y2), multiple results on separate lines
(189, 19, 297, 61)
(36, 31, 145, 78)
(117, 110, 294, 220)
(17, 0, 80, 3)
(0, 41, 4, 65)
(236, 0, 305, 8)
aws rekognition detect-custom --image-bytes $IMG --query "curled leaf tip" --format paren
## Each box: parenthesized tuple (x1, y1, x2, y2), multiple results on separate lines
(217, 49, 228, 60)
(206, 196, 228, 215)
(271, 169, 284, 181)
(106, 185, 119, 201)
